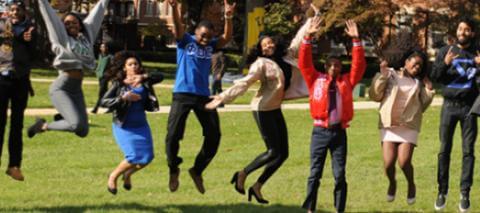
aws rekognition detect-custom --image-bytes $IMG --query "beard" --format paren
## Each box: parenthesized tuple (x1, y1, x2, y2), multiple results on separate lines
(457, 36, 472, 46)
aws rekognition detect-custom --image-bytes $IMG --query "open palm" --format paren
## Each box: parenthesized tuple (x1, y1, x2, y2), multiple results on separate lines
(344, 20, 359, 38)
(307, 16, 323, 35)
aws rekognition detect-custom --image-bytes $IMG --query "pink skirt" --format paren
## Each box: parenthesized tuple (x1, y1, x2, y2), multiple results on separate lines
(381, 126, 419, 145)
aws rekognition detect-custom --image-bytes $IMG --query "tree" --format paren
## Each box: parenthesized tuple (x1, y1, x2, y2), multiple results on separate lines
(263, 0, 297, 39)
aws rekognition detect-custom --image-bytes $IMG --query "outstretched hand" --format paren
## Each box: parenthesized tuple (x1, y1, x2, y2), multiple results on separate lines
(344, 19, 359, 39)
(205, 95, 224, 110)
(306, 16, 323, 36)
(224, 0, 236, 17)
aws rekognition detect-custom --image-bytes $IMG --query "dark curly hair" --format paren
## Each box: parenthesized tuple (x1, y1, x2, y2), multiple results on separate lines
(106, 51, 144, 83)
(245, 35, 292, 90)
(458, 16, 477, 33)
(381, 30, 428, 79)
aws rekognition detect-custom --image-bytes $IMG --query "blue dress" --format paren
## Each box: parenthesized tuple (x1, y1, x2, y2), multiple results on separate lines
(112, 85, 154, 164)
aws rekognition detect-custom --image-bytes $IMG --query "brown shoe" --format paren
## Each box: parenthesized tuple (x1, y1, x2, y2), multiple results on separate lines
(6, 167, 24, 181)
(169, 170, 180, 192)
(188, 168, 205, 194)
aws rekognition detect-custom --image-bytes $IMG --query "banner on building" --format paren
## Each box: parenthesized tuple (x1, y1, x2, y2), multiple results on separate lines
(244, 0, 264, 73)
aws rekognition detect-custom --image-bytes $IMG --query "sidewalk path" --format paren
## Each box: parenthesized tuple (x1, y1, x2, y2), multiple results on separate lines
(21, 98, 444, 116)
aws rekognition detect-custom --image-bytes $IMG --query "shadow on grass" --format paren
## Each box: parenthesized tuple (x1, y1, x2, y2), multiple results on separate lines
(0, 202, 422, 213)
(0, 202, 313, 213)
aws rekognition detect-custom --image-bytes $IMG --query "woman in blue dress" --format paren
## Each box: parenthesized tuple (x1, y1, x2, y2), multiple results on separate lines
(101, 51, 163, 195)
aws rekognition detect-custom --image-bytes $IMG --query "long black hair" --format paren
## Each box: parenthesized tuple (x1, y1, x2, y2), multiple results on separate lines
(381, 30, 428, 79)
(106, 51, 144, 83)
(245, 35, 292, 90)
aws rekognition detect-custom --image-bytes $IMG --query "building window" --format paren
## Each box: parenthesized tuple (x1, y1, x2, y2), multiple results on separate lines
(145, 0, 157, 16)
(127, 2, 135, 18)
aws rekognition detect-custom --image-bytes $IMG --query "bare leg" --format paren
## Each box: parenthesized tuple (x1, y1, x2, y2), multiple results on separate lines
(398, 142, 416, 202)
(382, 141, 398, 200)
(123, 164, 148, 188)
(108, 160, 135, 191)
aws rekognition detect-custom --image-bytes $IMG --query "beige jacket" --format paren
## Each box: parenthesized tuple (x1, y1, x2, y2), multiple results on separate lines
(369, 68, 435, 132)
(219, 19, 311, 111)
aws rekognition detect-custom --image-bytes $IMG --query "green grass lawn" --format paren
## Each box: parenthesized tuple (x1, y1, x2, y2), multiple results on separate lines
(0, 107, 478, 212)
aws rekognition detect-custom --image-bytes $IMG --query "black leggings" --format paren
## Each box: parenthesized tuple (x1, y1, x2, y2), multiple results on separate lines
(244, 109, 289, 184)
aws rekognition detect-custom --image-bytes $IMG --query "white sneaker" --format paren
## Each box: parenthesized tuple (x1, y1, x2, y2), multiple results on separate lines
(407, 197, 416, 205)
(434, 193, 447, 211)
(386, 194, 395, 202)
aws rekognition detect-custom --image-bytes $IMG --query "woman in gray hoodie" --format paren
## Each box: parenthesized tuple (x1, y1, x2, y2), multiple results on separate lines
(27, 0, 109, 138)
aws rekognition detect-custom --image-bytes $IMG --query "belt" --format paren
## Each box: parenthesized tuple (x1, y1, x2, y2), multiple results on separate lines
(328, 123, 342, 130)
(444, 99, 473, 107)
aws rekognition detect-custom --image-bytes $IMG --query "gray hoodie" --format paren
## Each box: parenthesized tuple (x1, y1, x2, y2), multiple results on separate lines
(38, 0, 109, 71)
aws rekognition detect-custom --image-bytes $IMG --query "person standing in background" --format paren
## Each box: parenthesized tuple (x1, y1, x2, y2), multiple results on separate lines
(210, 50, 227, 96)
(91, 42, 112, 114)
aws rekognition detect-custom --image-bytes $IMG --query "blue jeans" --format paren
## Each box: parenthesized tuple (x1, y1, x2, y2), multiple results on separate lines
(302, 126, 347, 212)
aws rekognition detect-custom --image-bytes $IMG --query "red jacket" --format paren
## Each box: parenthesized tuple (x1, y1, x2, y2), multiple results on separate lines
(298, 37, 366, 129)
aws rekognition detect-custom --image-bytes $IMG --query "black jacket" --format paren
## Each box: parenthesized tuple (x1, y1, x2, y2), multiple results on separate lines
(430, 44, 479, 104)
(0, 18, 36, 79)
(100, 72, 163, 126)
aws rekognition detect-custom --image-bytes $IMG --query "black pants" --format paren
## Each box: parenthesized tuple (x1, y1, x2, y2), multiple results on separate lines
(92, 77, 108, 111)
(438, 100, 477, 195)
(0, 77, 29, 168)
(244, 109, 289, 184)
(165, 93, 221, 175)
(211, 80, 222, 95)
(302, 126, 347, 212)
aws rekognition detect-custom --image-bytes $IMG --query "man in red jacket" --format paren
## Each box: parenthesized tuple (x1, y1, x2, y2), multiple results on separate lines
(299, 17, 366, 213)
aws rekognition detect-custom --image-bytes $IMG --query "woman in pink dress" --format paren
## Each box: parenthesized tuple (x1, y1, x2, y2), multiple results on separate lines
(369, 34, 435, 205)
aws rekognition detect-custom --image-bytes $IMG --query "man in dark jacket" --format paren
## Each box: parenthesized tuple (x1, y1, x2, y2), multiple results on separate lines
(430, 18, 480, 213)
(0, 0, 35, 181)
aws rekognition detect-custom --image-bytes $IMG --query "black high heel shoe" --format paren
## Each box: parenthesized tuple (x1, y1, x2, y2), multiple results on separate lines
(230, 172, 245, 194)
(122, 174, 132, 191)
(107, 175, 117, 195)
(248, 187, 269, 204)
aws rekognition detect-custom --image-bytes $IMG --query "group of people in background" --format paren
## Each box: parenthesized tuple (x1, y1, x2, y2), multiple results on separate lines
(0, 0, 478, 213)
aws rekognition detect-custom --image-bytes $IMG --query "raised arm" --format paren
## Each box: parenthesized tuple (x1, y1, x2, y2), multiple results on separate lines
(298, 16, 322, 88)
(368, 61, 391, 102)
(216, 0, 236, 49)
(38, 0, 68, 46)
(287, 3, 322, 59)
(168, 0, 185, 41)
(287, 18, 312, 60)
(83, 0, 110, 42)
(345, 20, 366, 86)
